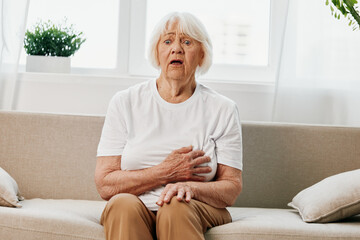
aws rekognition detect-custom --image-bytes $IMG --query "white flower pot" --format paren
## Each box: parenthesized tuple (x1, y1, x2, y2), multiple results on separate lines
(26, 55, 71, 73)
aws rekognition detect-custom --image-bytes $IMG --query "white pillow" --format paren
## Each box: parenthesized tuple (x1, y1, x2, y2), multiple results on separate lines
(0, 167, 24, 207)
(288, 169, 360, 223)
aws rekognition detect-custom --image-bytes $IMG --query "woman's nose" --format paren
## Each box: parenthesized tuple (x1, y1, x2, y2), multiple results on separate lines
(171, 41, 183, 54)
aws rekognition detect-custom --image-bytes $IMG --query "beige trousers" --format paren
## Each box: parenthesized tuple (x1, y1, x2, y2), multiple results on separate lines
(101, 193, 232, 240)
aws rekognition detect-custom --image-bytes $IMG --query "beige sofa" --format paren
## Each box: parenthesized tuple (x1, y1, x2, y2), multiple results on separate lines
(0, 111, 359, 240)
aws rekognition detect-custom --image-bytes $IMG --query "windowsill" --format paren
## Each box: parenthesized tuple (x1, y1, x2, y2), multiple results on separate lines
(15, 71, 276, 120)
(18, 71, 275, 94)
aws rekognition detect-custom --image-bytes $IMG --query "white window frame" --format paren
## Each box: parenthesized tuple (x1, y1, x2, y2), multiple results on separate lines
(128, 0, 289, 83)
(20, 0, 289, 84)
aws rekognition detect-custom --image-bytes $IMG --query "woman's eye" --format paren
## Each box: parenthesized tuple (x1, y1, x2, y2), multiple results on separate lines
(164, 40, 171, 44)
(184, 40, 191, 45)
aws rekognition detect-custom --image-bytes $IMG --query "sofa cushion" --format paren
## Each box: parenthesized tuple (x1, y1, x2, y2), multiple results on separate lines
(1, 200, 360, 240)
(0, 199, 106, 240)
(0, 167, 23, 207)
(288, 169, 360, 223)
(205, 207, 360, 240)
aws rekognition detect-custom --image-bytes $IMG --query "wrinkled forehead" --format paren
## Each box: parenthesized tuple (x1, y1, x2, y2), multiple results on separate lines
(161, 31, 189, 39)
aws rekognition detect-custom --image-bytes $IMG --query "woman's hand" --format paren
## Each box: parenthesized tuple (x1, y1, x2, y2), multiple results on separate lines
(157, 164, 243, 208)
(159, 145, 212, 183)
(95, 146, 212, 201)
(157, 182, 194, 206)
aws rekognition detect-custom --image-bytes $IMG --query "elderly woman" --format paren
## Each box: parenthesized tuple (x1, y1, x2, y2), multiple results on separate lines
(95, 12, 243, 240)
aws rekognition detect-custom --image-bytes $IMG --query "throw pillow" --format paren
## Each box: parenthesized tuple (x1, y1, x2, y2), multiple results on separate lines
(0, 167, 24, 207)
(288, 169, 360, 223)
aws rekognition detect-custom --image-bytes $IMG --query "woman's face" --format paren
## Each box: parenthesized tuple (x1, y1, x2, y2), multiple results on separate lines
(157, 21, 204, 81)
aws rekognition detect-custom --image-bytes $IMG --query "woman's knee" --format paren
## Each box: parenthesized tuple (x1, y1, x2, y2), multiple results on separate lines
(108, 193, 140, 209)
(156, 197, 205, 239)
(157, 197, 196, 222)
(102, 193, 145, 222)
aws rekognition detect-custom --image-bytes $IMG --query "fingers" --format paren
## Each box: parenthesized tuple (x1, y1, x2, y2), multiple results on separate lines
(174, 145, 193, 154)
(157, 183, 194, 207)
(188, 155, 212, 180)
(164, 147, 211, 183)
(192, 166, 212, 174)
(157, 184, 177, 206)
(185, 189, 192, 202)
(189, 175, 207, 182)
(164, 186, 177, 203)
(192, 155, 211, 167)
(157, 188, 167, 206)
(188, 150, 205, 159)
(177, 188, 185, 201)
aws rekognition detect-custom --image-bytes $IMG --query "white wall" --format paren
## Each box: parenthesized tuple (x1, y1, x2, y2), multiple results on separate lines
(15, 73, 275, 121)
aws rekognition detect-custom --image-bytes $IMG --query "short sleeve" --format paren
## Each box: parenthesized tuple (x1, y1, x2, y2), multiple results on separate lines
(97, 93, 128, 156)
(215, 103, 243, 170)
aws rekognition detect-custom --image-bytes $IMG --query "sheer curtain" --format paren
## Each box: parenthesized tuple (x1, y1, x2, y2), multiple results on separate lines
(0, 0, 29, 110)
(273, 0, 360, 126)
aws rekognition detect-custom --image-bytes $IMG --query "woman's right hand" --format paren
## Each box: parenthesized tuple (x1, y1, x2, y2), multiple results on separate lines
(95, 146, 212, 200)
(159, 145, 212, 182)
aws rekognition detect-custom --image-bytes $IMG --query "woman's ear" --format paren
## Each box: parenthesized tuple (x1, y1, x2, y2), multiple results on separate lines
(199, 50, 205, 66)
(156, 53, 160, 66)
(155, 40, 161, 67)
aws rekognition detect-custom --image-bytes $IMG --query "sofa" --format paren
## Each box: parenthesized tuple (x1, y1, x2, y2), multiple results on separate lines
(0, 110, 359, 240)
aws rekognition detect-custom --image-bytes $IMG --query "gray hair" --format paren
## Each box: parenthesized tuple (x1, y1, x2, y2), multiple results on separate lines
(147, 12, 213, 75)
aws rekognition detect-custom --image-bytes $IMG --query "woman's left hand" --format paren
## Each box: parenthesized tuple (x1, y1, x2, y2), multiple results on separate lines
(157, 183, 194, 206)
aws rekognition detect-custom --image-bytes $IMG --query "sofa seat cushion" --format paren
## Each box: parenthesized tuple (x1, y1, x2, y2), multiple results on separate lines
(2, 201, 360, 240)
(205, 207, 360, 240)
(0, 198, 106, 240)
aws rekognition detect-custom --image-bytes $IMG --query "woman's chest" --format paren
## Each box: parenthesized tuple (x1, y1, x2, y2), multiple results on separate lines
(121, 103, 222, 172)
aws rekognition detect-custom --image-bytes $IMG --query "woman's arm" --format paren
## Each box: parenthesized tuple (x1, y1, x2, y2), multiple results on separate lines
(157, 163, 242, 208)
(94, 146, 212, 201)
(95, 155, 163, 201)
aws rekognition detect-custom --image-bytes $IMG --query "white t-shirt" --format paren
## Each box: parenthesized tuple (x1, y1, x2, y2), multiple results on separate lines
(97, 79, 242, 211)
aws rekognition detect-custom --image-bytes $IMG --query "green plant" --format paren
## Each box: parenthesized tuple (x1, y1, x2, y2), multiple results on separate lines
(326, 0, 360, 30)
(24, 19, 86, 57)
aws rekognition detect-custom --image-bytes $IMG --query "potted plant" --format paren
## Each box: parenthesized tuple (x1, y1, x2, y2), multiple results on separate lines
(326, 0, 360, 30)
(24, 19, 86, 73)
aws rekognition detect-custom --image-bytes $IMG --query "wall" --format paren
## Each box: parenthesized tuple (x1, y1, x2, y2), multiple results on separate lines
(15, 73, 275, 122)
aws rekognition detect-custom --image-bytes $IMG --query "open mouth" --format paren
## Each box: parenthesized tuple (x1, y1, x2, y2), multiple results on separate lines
(170, 59, 183, 65)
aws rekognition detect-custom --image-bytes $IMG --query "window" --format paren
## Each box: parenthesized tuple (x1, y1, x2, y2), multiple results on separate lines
(129, 0, 288, 82)
(20, 0, 119, 69)
(145, 0, 270, 66)
(20, 0, 289, 83)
